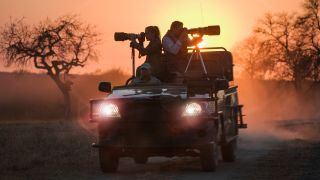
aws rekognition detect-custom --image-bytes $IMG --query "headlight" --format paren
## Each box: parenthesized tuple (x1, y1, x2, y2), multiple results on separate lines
(182, 102, 202, 117)
(92, 102, 121, 118)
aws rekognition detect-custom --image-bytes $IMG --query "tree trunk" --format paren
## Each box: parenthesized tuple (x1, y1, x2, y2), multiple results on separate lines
(49, 75, 72, 120)
(62, 88, 72, 120)
(293, 69, 302, 92)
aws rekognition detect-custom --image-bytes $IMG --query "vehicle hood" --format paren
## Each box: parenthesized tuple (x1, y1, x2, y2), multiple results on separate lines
(106, 85, 188, 100)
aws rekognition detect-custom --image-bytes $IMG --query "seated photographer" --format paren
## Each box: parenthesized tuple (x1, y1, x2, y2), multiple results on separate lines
(162, 21, 202, 81)
(130, 26, 162, 76)
(130, 63, 161, 85)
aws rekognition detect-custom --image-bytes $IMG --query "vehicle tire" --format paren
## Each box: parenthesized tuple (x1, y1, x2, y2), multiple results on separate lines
(134, 156, 148, 164)
(200, 143, 219, 172)
(134, 149, 148, 164)
(99, 147, 120, 173)
(221, 139, 237, 162)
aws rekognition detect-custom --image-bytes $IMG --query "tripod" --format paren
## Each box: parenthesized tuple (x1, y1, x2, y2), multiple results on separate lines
(130, 40, 143, 77)
(125, 47, 136, 85)
(131, 46, 136, 77)
(184, 45, 209, 79)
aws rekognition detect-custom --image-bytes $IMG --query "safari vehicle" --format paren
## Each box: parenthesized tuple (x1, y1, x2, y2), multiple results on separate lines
(89, 49, 247, 172)
(89, 26, 247, 172)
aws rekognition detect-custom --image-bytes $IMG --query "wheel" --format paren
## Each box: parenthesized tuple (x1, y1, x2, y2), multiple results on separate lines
(232, 106, 239, 135)
(99, 148, 120, 173)
(200, 143, 219, 172)
(134, 156, 148, 164)
(133, 149, 148, 164)
(221, 139, 237, 162)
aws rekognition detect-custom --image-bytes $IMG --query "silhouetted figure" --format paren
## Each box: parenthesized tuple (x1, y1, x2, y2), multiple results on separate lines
(130, 63, 161, 85)
(162, 21, 202, 82)
(131, 26, 162, 77)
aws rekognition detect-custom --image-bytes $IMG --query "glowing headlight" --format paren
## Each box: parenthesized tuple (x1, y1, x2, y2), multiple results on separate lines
(92, 103, 121, 118)
(182, 102, 202, 117)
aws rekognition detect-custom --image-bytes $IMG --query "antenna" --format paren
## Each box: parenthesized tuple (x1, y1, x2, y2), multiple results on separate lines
(200, 1, 205, 25)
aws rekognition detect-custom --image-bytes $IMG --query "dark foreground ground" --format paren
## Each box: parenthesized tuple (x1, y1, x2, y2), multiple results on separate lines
(0, 119, 320, 180)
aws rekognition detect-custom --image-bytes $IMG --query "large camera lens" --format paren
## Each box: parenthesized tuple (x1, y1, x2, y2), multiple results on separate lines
(187, 25, 220, 36)
(114, 32, 129, 41)
(203, 26, 220, 35)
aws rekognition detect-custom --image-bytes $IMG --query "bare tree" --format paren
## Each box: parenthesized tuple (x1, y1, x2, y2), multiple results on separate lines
(0, 15, 99, 120)
(255, 12, 313, 89)
(232, 0, 319, 91)
(232, 36, 275, 79)
(296, 0, 320, 82)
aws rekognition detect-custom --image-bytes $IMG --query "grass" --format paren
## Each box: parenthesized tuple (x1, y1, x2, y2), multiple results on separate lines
(0, 121, 101, 180)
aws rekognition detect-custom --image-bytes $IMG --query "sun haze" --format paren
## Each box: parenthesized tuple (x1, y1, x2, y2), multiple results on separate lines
(0, 0, 301, 74)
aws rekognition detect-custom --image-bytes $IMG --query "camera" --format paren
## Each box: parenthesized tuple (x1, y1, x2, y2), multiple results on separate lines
(187, 25, 220, 36)
(114, 32, 145, 42)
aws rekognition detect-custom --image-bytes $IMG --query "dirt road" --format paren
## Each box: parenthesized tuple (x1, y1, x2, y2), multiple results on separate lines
(0, 120, 319, 180)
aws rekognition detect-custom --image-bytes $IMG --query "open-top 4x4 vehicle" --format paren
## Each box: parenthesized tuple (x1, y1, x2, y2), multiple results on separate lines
(89, 46, 247, 173)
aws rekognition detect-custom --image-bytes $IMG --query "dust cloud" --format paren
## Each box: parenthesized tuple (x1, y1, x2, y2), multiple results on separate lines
(1, 72, 320, 142)
(236, 79, 320, 145)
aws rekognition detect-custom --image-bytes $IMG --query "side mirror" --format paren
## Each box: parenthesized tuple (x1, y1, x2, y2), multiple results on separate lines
(98, 82, 112, 93)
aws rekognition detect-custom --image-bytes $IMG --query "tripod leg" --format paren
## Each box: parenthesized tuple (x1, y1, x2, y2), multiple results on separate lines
(198, 50, 209, 79)
(184, 50, 195, 73)
(132, 47, 136, 77)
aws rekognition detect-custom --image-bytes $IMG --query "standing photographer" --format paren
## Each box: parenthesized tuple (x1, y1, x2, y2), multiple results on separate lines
(131, 26, 162, 76)
(162, 21, 202, 79)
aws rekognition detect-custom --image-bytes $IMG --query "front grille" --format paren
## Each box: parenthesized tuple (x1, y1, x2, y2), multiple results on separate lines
(120, 99, 181, 123)
(116, 99, 184, 145)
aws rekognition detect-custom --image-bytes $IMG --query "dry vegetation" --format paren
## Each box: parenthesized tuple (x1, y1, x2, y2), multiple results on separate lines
(0, 70, 129, 121)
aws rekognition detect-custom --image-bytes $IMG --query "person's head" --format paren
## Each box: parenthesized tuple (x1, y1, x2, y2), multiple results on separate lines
(140, 63, 152, 80)
(170, 21, 184, 37)
(145, 26, 160, 41)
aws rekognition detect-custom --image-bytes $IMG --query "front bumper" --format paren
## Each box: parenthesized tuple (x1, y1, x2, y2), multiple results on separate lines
(94, 117, 217, 148)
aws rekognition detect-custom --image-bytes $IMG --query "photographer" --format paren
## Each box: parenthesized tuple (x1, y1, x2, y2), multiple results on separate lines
(130, 63, 161, 85)
(162, 21, 202, 81)
(130, 26, 162, 76)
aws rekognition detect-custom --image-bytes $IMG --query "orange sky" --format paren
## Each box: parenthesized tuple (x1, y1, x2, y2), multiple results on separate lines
(0, 0, 302, 74)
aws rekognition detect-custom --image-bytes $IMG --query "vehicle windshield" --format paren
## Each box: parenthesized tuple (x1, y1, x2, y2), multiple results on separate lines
(109, 85, 187, 98)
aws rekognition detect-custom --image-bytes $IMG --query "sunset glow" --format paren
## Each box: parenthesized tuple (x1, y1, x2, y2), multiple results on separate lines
(198, 37, 207, 48)
(0, 0, 302, 74)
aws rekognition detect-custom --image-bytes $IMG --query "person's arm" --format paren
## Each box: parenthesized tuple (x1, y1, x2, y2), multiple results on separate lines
(137, 40, 161, 56)
(162, 36, 182, 55)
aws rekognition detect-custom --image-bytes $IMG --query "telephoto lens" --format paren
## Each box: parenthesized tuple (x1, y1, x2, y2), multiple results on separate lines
(114, 32, 145, 41)
(187, 25, 220, 36)
(114, 32, 129, 41)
